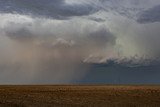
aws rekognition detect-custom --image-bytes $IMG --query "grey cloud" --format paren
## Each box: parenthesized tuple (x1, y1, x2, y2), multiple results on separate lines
(1, 0, 158, 21)
(96, 0, 160, 21)
(87, 28, 116, 46)
(0, 0, 98, 19)
(89, 17, 106, 22)
(4, 23, 34, 41)
(137, 5, 160, 23)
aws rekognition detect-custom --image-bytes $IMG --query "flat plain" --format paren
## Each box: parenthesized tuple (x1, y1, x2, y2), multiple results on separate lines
(0, 85, 160, 107)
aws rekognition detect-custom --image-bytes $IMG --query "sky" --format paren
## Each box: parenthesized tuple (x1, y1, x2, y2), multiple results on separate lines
(0, 0, 160, 84)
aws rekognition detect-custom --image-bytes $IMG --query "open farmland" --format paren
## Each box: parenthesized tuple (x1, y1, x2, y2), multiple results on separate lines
(0, 85, 160, 107)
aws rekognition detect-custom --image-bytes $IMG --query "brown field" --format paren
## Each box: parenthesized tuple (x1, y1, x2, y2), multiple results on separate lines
(0, 85, 160, 107)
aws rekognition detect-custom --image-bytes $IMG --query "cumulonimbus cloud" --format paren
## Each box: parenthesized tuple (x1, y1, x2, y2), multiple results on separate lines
(0, 13, 116, 84)
(1, 0, 160, 84)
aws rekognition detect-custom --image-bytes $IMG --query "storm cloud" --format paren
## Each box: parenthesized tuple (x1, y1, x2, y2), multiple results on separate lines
(0, 0, 98, 19)
(0, 0, 160, 84)
(0, 13, 116, 84)
(137, 5, 160, 23)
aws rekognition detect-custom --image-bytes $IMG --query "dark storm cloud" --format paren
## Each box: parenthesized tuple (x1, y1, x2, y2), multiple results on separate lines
(137, 5, 160, 23)
(0, 0, 98, 19)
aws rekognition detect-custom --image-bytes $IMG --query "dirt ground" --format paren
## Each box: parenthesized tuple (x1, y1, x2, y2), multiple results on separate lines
(0, 85, 160, 107)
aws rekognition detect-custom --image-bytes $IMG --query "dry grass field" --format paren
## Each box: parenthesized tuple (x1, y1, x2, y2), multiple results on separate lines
(0, 85, 160, 107)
